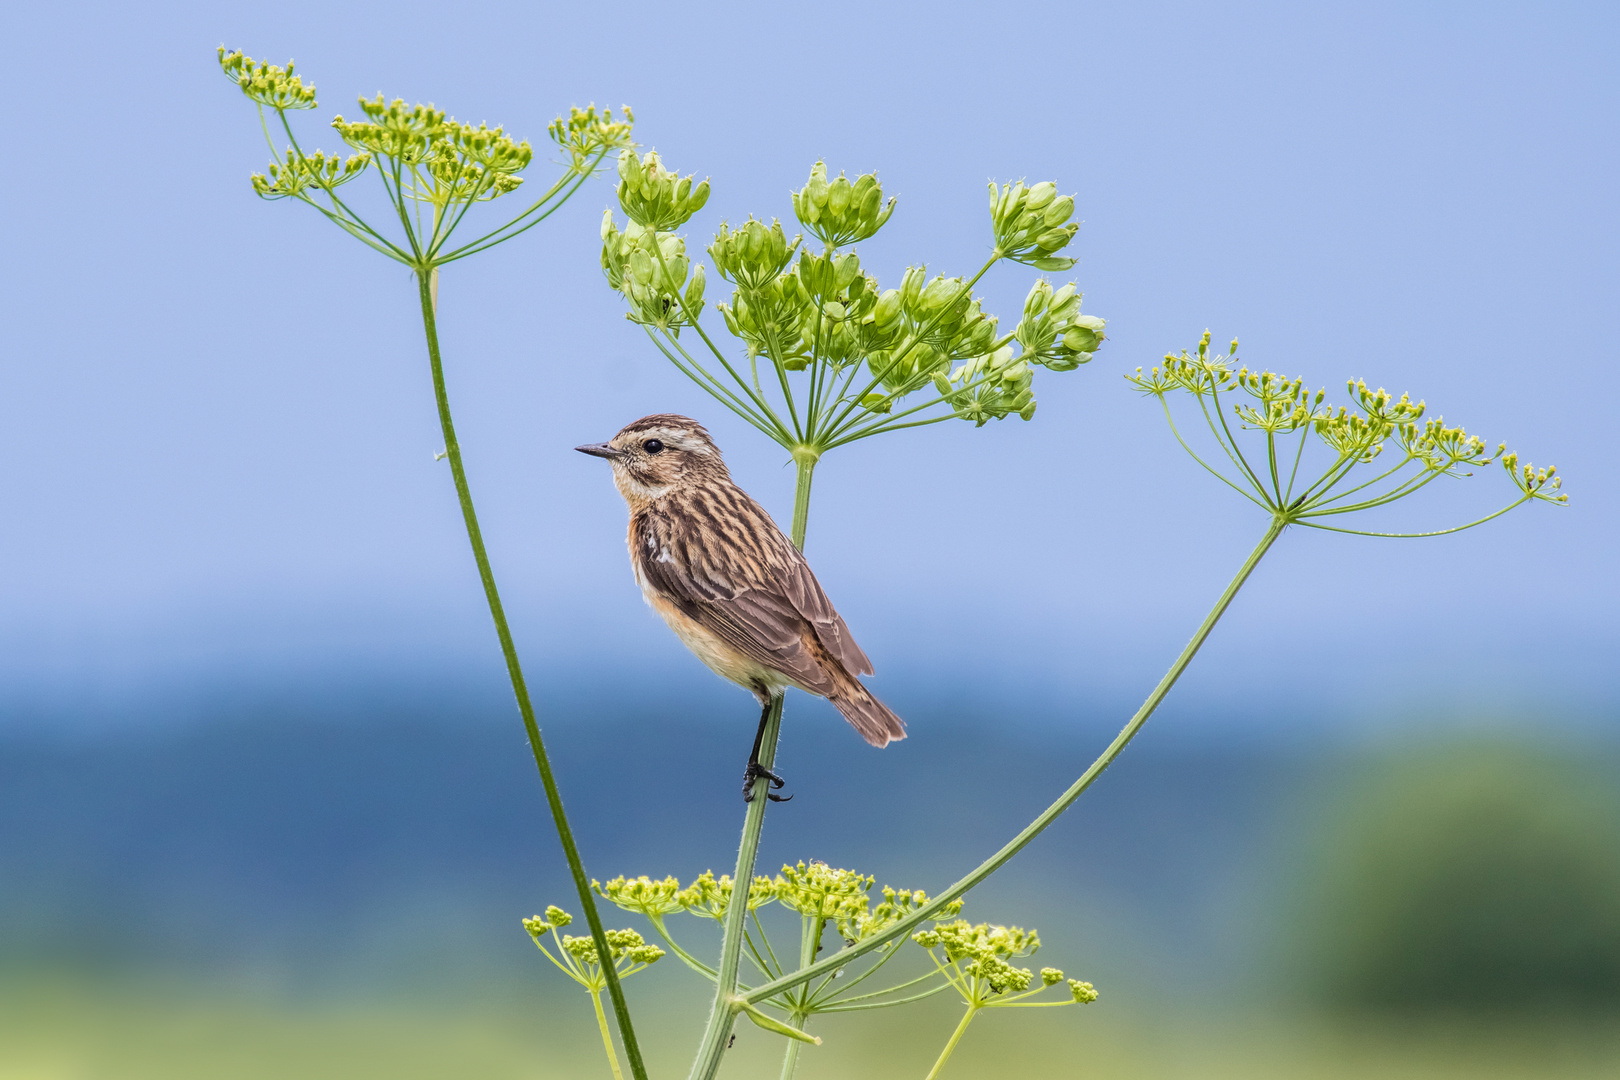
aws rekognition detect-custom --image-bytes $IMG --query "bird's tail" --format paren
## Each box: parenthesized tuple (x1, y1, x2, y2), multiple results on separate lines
(828, 682, 907, 748)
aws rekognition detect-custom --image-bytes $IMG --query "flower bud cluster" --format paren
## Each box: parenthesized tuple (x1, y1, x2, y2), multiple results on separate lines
(1127, 332, 1241, 400)
(850, 886, 963, 941)
(773, 861, 874, 929)
(990, 181, 1078, 270)
(218, 49, 317, 111)
(1231, 368, 1326, 434)
(250, 148, 371, 200)
(1502, 452, 1566, 502)
(1014, 280, 1105, 372)
(548, 104, 635, 172)
(792, 163, 896, 249)
(864, 269, 1000, 400)
(935, 347, 1036, 424)
(1396, 418, 1493, 474)
(523, 904, 575, 939)
(595, 875, 686, 916)
(602, 214, 704, 332)
(709, 219, 800, 291)
(913, 920, 1042, 995)
(648, 870, 777, 921)
(332, 96, 447, 164)
(562, 927, 665, 968)
(617, 150, 710, 231)
(330, 98, 533, 205)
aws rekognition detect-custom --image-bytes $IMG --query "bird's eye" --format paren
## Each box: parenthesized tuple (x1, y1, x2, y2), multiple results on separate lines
(642, 438, 665, 454)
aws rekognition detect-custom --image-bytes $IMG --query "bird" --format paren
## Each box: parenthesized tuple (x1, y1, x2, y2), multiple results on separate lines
(576, 414, 905, 802)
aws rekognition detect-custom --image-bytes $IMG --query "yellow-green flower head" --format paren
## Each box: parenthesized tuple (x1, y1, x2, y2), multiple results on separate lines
(332, 96, 447, 164)
(708, 218, 801, 291)
(914, 920, 1047, 995)
(1041, 967, 1065, 985)
(989, 180, 1078, 270)
(792, 162, 896, 249)
(1014, 279, 1104, 371)
(1069, 979, 1099, 1003)
(774, 861, 875, 927)
(561, 928, 664, 968)
(250, 148, 371, 200)
(849, 885, 955, 940)
(1501, 452, 1567, 503)
(676, 870, 777, 920)
(616, 149, 710, 231)
(595, 875, 686, 916)
(545, 904, 572, 927)
(549, 104, 635, 171)
(218, 48, 317, 111)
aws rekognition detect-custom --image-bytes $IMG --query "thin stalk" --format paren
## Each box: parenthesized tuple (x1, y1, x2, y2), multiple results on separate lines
(591, 989, 628, 1080)
(778, 910, 825, 1080)
(923, 1004, 980, 1080)
(736, 515, 1289, 1010)
(415, 270, 647, 1080)
(686, 455, 818, 1080)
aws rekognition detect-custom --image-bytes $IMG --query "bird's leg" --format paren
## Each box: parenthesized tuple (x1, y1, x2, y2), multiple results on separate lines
(742, 699, 790, 803)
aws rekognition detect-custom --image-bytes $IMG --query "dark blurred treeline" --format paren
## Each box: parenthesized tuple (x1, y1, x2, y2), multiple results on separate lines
(2, 683, 1617, 1014)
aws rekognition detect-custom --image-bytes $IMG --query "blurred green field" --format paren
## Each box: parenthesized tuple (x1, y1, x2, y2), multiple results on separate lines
(4, 978, 1618, 1080)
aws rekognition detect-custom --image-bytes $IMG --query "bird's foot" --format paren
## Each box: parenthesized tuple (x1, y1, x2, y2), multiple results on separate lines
(742, 761, 791, 803)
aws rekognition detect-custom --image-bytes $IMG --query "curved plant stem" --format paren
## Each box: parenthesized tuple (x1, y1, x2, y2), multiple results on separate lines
(734, 515, 1289, 1012)
(416, 269, 648, 1080)
(687, 455, 818, 1080)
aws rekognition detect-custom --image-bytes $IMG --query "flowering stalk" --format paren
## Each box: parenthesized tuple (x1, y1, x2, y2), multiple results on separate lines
(523, 906, 665, 1080)
(595, 154, 1106, 1080)
(678, 333, 1566, 1080)
(216, 50, 651, 1080)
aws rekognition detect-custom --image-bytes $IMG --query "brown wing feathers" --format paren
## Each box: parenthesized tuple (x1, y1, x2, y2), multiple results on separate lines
(633, 481, 904, 746)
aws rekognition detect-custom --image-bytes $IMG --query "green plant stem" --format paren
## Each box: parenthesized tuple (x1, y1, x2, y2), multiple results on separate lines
(591, 989, 628, 1080)
(415, 269, 647, 1080)
(687, 455, 818, 1080)
(736, 515, 1289, 1011)
(778, 909, 824, 1080)
(923, 1004, 980, 1080)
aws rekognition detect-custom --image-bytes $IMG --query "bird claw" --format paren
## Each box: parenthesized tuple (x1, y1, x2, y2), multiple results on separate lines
(742, 761, 791, 803)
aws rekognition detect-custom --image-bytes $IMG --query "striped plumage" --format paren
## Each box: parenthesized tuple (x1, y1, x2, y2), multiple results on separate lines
(577, 414, 905, 748)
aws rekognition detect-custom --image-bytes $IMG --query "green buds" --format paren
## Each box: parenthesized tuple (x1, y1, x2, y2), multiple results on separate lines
(1069, 979, 1099, 1003)
(792, 162, 896, 249)
(616, 149, 710, 231)
(1015, 280, 1105, 371)
(601, 214, 703, 333)
(548, 104, 635, 173)
(218, 49, 317, 111)
(597, 156, 1100, 456)
(990, 180, 1079, 270)
(708, 218, 800, 290)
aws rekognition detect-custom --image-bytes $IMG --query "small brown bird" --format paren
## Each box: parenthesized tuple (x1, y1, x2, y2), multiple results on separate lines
(577, 415, 905, 801)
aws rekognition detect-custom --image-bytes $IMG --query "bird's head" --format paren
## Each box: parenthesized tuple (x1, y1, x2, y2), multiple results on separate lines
(576, 414, 729, 507)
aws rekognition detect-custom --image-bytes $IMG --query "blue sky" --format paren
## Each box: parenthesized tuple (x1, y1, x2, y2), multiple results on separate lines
(0, 1, 1614, 732)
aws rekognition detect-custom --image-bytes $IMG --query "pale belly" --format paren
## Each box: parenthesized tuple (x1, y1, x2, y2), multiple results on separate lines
(638, 578, 788, 701)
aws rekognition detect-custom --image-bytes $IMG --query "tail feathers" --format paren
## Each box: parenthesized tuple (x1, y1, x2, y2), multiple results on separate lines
(829, 683, 906, 748)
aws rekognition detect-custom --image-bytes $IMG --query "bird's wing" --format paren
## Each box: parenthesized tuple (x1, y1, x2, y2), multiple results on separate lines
(636, 486, 874, 690)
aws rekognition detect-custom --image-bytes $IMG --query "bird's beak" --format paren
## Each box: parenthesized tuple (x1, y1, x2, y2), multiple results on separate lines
(575, 442, 622, 460)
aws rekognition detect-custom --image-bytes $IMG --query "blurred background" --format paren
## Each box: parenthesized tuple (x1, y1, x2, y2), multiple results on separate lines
(1, 1, 1616, 1077)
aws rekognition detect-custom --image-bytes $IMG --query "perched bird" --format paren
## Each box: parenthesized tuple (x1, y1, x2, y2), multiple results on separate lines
(577, 414, 905, 801)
